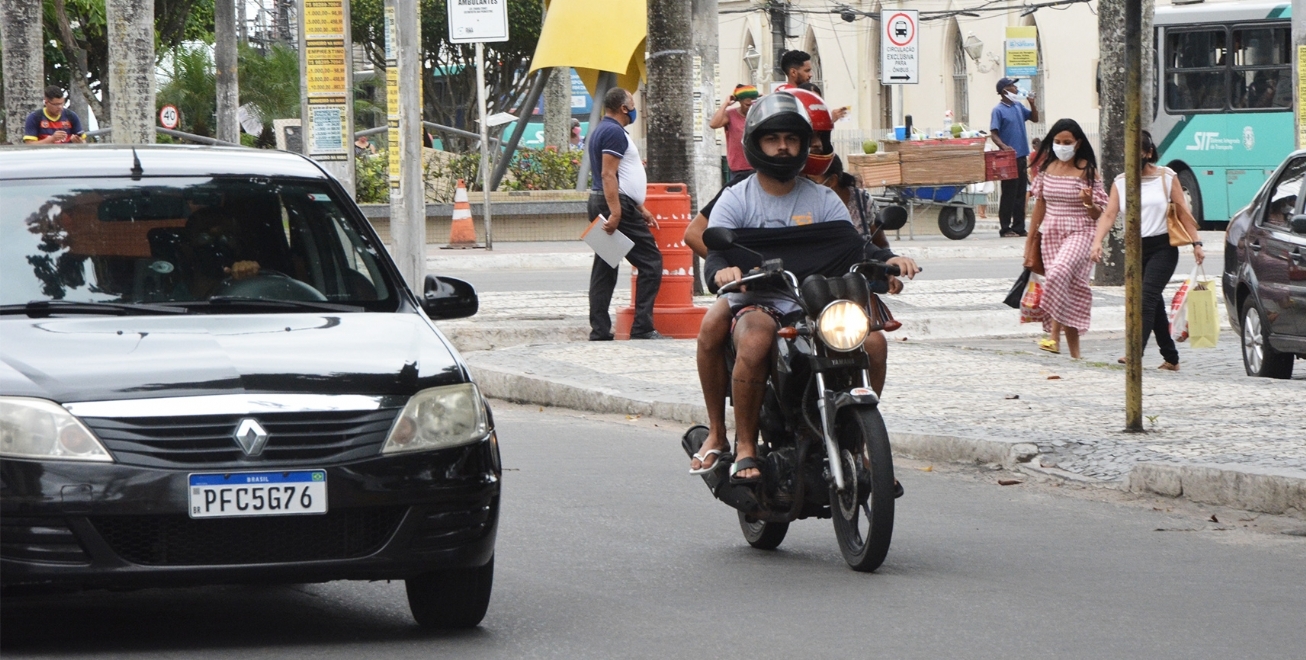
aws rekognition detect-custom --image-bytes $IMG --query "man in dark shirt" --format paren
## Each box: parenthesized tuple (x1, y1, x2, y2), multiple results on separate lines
(24, 86, 85, 144)
(586, 86, 663, 340)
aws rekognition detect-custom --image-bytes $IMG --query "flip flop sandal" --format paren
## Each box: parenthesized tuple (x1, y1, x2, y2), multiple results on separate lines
(689, 448, 728, 475)
(1038, 339, 1060, 354)
(729, 456, 764, 485)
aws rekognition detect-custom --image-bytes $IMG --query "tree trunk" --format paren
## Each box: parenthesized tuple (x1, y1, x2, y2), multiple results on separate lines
(645, 0, 694, 191)
(106, 0, 156, 144)
(1095, 0, 1153, 286)
(1, 0, 44, 144)
(543, 67, 570, 149)
(690, 0, 721, 296)
(215, 0, 240, 144)
(52, 0, 107, 124)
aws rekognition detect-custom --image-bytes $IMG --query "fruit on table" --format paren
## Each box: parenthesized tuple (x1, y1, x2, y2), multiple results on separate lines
(862, 141, 878, 154)
(950, 123, 963, 137)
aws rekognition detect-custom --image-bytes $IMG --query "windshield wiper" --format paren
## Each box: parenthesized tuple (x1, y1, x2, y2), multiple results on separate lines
(181, 296, 365, 313)
(0, 300, 190, 318)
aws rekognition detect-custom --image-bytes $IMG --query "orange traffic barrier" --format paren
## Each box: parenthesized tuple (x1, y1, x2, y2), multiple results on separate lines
(614, 183, 707, 339)
(445, 179, 478, 247)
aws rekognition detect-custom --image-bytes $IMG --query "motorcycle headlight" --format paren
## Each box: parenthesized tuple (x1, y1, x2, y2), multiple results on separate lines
(381, 383, 489, 454)
(0, 397, 113, 462)
(817, 300, 870, 352)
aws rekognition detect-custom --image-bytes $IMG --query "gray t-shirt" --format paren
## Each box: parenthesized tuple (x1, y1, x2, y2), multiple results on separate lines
(708, 176, 853, 313)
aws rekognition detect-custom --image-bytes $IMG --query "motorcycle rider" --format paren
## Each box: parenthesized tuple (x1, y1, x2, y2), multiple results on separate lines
(693, 93, 919, 483)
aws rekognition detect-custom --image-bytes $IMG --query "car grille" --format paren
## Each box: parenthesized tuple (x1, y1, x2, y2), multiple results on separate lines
(82, 409, 401, 468)
(91, 508, 407, 566)
(0, 517, 91, 565)
(409, 492, 498, 551)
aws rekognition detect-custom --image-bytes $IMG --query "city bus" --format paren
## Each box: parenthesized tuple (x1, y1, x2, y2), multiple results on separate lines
(1153, 1, 1291, 228)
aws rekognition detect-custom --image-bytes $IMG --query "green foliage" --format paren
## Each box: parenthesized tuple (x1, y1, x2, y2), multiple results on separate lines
(157, 45, 217, 137)
(500, 147, 582, 192)
(237, 43, 302, 122)
(356, 153, 391, 204)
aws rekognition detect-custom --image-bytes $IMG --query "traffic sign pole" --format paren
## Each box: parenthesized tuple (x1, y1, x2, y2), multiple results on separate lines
(476, 41, 493, 250)
(448, 0, 509, 251)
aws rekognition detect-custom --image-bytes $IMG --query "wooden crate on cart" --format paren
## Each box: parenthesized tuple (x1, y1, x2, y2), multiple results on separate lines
(846, 152, 902, 187)
(884, 139, 985, 185)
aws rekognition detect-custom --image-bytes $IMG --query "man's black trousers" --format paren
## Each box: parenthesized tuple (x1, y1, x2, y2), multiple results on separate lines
(999, 156, 1029, 234)
(588, 192, 662, 339)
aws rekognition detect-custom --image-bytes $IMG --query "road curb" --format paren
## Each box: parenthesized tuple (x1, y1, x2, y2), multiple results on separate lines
(1126, 462, 1306, 517)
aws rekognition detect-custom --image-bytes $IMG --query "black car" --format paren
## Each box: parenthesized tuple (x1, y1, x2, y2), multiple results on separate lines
(1223, 149, 1306, 378)
(0, 145, 500, 628)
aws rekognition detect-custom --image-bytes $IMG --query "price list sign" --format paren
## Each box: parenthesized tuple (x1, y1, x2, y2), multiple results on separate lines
(303, 0, 349, 161)
(385, 6, 402, 197)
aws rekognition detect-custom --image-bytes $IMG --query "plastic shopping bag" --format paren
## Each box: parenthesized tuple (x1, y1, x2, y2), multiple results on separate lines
(1020, 274, 1045, 324)
(1186, 276, 1220, 349)
(1168, 265, 1196, 342)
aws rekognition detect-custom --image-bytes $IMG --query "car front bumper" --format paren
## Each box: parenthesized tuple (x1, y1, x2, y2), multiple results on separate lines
(0, 436, 500, 590)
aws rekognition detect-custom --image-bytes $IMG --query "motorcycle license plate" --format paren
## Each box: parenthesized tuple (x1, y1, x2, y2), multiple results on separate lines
(188, 470, 327, 518)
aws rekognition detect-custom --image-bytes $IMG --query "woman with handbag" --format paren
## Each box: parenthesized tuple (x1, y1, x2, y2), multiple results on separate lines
(1091, 130, 1205, 371)
(1025, 118, 1108, 359)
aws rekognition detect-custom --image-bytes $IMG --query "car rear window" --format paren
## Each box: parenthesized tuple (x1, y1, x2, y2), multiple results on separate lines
(1, 177, 398, 310)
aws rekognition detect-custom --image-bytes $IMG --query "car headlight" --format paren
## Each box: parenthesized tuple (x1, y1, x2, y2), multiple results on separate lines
(817, 300, 870, 352)
(381, 383, 489, 454)
(0, 397, 113, 462)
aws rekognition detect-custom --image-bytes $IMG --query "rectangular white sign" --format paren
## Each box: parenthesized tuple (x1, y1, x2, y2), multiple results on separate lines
(880, 9, 919, 85)
(447, 0, 509, 44)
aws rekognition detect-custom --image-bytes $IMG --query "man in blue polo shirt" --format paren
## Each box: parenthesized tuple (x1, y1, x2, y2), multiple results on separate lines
(24, 86, 85, 144)
(586, 86, 663, 341)
(990, 77, 1039, 237)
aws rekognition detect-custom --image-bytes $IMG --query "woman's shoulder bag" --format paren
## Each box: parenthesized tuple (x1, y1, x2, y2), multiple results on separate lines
(1163, 168, 1197, 247)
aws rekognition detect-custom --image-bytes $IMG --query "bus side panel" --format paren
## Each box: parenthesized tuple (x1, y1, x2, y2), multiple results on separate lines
(1158, 114, 1230, 222)
(1225, 113, 1293, 217)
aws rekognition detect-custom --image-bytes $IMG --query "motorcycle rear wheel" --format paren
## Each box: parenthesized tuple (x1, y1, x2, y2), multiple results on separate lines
(830, 407, 895, 572)
(738, 512, 789, 550)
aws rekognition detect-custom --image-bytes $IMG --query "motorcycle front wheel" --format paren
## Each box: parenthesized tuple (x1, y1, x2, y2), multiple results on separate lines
(738, 512, 789, 550)
(830, 407, 895, 572)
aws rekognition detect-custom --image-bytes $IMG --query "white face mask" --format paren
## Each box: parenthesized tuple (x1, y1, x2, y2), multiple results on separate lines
(1052, 143, 1077, 162)
(1005, 92, 1022, 103)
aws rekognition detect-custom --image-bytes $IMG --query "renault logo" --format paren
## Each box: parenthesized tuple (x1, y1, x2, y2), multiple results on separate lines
(233, 418, 270, 456)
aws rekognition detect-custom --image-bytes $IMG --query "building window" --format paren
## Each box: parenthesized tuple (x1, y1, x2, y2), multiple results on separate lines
(951, 23, 969, 125)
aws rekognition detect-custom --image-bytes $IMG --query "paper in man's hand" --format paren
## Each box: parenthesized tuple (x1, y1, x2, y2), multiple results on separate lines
(582, 215, 634, 268)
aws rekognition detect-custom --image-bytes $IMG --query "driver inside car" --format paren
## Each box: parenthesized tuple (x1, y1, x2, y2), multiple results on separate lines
(693, 93, 919, 484)
(182, 206, 262, 299)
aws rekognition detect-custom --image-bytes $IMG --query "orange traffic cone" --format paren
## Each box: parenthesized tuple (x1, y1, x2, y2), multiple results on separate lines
(445, 179, 478, 247)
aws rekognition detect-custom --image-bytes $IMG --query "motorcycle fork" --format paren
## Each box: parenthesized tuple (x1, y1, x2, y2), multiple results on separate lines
(816, 369, 873, 493)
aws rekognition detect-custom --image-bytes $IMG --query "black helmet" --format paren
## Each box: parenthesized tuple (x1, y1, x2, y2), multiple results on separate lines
(743, 92, 812, 182)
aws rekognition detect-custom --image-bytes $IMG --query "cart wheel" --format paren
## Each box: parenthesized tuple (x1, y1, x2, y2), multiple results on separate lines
(938, 206, 975, 240)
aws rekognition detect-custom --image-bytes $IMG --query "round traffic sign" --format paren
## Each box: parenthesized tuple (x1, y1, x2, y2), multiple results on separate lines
(159, 105, 180, 130)
(886, 12, 915, 47)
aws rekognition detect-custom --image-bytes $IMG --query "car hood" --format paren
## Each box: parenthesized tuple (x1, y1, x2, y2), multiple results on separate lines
(0, 313, 465, 403)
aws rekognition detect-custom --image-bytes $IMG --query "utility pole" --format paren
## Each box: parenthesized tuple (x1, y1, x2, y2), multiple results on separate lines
(1, 0, 44, 144)
(646, 0, 694, 190)
(769, 2, 787, 85)
(215, 0, 240, 145)
(690, 0, 722, 297)
(386, 0, 426, 289)
(1095, 0, 1154, 287)
(1294, 0, 1306, 148)
(237, 0, 249, 45)
(1123, 0, 1143, 431)
(106, 0, 156, 144)
(543, 67, 571, 149)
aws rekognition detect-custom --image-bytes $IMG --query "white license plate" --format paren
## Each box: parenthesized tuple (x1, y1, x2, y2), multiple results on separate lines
(188, 470, 327, 518)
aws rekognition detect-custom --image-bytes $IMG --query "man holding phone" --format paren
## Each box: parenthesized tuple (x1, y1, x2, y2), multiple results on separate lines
(24, 87, 86, 145)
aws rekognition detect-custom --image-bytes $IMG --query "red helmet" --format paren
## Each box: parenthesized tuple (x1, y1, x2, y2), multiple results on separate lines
(783, 89, 835, 176)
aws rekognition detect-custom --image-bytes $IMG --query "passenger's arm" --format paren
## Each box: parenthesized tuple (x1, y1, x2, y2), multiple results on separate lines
(685, 213, 709, 258)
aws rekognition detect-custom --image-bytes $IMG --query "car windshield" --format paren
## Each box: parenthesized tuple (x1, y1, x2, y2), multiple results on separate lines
(1, 176, 397, 311)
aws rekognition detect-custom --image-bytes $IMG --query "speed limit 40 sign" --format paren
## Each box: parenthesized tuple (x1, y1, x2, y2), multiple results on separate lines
(159, 105, 180, 130)
(880, 9, 919, 84)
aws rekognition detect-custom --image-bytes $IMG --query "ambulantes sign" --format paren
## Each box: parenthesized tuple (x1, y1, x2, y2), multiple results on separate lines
(880, 9, 919, 85)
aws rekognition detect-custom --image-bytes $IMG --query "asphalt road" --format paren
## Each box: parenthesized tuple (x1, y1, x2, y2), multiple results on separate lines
(4, 404, 1302, 659)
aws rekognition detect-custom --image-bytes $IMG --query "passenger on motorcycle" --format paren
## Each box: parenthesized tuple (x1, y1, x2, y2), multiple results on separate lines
(692, 93, 919, 483)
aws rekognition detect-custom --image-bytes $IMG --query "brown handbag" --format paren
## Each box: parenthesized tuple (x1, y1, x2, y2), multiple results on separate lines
(1023, 231, 1044, 275)
(1165, 171, 1196, 247)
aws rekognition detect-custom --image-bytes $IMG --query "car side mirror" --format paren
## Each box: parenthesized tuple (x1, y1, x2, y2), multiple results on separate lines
(422, 275, 478, 320)
(1292, 214, 1306, 234)
(702, 227, 737, 251)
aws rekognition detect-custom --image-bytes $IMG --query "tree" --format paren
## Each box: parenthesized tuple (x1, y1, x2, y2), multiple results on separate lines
(157, 45, 215, 136)
(42, 0, 213, 125)
(2, 0, 44, 143)
(350, 0, 543, 150)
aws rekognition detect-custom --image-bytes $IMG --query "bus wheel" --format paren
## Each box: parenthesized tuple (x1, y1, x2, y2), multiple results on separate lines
(1176, 168, 1206, 228)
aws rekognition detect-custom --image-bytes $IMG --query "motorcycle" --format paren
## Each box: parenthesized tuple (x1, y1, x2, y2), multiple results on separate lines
(683, 226, 905, 572)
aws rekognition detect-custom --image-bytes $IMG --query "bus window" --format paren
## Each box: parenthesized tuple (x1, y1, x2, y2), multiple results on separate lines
(1165, 29, 1227, 112)
(1230, 26, 1290, 110)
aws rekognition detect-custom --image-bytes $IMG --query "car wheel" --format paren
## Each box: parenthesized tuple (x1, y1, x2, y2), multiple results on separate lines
(1240, 298, 1294, 379)
(406, 557, 494, 629)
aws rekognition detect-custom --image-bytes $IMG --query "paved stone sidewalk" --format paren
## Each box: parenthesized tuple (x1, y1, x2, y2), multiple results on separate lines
(464, 333, 1305, 486)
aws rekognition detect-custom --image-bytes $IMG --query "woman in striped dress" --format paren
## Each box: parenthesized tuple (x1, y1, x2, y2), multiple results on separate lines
(1025, 119, 1107, 359)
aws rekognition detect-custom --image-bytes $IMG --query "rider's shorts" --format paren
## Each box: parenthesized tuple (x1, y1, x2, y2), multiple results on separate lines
(729, 303, 800, 335)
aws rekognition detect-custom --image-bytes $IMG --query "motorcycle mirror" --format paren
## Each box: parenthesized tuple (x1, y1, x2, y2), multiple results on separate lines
(702, 227, 738, 251)
(878, 205, 908, 231)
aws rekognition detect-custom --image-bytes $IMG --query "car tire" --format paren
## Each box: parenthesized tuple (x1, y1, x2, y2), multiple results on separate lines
(1240, 298, 1294, 379)
(406, 557, 494, 629)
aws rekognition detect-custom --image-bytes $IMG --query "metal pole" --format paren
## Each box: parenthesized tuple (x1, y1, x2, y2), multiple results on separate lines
(215, 0, 240, 145)
(575, 71, 617, 191)
(490, 68, 551, 191)
(1124, 0, 1143, 431)
(476, 41, 493, 250)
